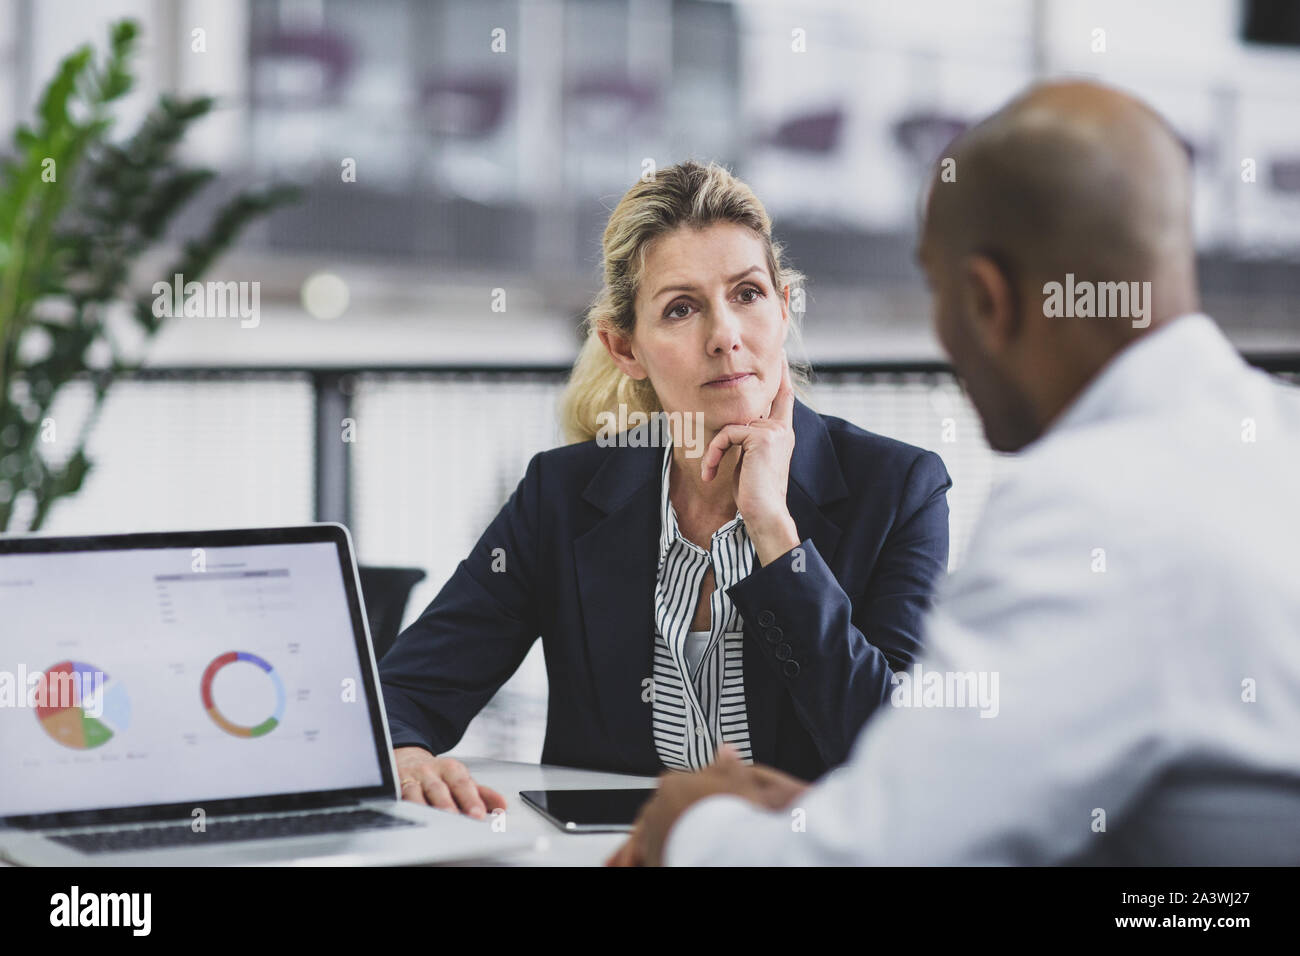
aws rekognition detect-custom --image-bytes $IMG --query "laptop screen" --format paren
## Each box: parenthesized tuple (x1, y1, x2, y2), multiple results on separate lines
(0, 529, 392, 821)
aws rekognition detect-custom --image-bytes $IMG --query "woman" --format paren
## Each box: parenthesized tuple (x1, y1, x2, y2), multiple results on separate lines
(379, 160, 952, 818)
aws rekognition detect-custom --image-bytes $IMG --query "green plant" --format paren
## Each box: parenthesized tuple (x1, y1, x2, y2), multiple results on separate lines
(0, 18, 299, 533)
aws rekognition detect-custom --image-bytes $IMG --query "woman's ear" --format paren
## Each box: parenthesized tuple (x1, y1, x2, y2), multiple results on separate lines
(598, 328, 648, 380)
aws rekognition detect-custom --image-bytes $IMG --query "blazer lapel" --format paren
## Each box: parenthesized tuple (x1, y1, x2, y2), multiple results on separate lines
(574, 441, 662, 771)
(574, 400, 849, 772)
(785, 397, 847, 566)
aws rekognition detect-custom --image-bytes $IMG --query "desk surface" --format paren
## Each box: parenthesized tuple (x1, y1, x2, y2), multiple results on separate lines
(444, 757, 661, 866)
(0, 758, 659, 867)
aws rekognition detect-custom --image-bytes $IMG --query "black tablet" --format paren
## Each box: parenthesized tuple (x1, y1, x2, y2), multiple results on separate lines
(519, 788, 658, 833)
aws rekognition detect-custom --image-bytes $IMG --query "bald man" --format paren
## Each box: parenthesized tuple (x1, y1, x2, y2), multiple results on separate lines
(607, 81, 1300, 866)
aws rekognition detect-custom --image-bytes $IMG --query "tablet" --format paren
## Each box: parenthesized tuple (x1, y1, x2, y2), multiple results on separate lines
(519, 788, 658, 833)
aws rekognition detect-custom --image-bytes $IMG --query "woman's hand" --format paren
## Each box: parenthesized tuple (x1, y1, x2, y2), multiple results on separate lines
(394, 746, 506, 820)
(700, 356, 801, 565)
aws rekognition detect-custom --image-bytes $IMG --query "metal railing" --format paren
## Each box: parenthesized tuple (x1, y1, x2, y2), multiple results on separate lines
(24, 354, 1297, 761)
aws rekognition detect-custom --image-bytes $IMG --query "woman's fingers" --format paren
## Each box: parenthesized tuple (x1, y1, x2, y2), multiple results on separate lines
(770, 357, 795, 425)
(395, 746, 440, 806)
(440, 759, 488, 818)
(701, 361, 796, 480)
(420, 774, 459, 813)
(394, 748, 496, 818)
(399, 777, 429, 806)
(477, 783, 508, 813)
(701, 423, 751, 481)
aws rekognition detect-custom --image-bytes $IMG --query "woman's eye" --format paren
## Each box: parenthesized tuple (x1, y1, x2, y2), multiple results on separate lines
(738, 286, 764, 303)
(666, 302, 692, 319)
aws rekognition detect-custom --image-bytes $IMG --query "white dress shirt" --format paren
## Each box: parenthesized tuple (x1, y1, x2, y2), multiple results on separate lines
(666, 313, 1300, 864)
(652, 442, 756, 770)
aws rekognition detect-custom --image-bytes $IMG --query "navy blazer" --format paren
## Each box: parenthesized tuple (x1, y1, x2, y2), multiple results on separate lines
(379, 397, 952, 781)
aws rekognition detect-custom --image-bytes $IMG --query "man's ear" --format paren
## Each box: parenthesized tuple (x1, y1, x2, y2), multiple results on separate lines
(598, 328, 648, 380)
(962, 254, 1019, 355)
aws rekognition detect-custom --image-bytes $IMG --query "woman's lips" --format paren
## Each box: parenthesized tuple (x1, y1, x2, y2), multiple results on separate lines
(703, 372, 754, 388)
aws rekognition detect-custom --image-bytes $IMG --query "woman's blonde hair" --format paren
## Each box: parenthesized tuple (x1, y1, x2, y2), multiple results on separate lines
(559, 159, 811, 444)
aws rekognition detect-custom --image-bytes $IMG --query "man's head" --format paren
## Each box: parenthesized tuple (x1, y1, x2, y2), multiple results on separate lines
(917, 81, 1201, 451)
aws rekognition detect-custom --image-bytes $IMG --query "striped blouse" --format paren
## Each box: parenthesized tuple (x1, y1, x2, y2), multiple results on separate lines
(652, 441, 756, 771)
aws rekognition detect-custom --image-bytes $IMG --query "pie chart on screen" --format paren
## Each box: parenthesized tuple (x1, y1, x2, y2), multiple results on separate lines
(34, 661, 131, 750)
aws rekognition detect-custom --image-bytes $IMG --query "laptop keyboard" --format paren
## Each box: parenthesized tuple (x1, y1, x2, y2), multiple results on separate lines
(49, 808, 419, 854)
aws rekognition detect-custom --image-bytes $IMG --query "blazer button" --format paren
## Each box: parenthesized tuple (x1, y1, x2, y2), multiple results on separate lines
(783, 660, 801, 678)
(775, 643, 792, 662)
(763, 626, 783, 644)
(757, 610, 775, 627)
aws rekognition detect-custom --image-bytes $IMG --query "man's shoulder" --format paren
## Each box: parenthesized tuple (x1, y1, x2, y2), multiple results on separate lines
(1015, 368, 1300, 494)
(973, 386, 1300, 576)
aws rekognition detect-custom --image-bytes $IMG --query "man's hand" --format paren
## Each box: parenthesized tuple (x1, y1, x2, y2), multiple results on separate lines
(605, 745, 811, 867)
(745, 761, 813, 812)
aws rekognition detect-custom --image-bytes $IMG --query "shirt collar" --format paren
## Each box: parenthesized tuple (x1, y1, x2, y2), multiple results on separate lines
(658, 440, 745, 566)
(1044, 313, 1244, 438)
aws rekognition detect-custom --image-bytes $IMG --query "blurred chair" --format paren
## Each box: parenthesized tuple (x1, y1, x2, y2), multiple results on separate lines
(1070, 767, 1300, 865)
(358, 565, 427, 661)
(251, 28, 356, 107)
(567, 73, 659, 132)
(418, 74, 510, 138)
(892, 111, 968, 166)
(1272, 156, 1300, 192)
(766, 106, 846, 154)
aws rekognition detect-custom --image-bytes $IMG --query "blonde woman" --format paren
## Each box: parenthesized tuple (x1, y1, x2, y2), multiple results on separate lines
(379, 160, 952, 818)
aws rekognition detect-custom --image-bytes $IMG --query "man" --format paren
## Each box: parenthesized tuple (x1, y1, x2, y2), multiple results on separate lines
(607, 80, 1300, 866)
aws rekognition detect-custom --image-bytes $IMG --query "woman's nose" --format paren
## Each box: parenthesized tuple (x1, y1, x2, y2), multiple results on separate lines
(705, 305, 743, 354)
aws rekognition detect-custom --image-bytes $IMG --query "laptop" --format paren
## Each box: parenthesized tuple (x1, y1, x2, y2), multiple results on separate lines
(0, 524, 535, 866)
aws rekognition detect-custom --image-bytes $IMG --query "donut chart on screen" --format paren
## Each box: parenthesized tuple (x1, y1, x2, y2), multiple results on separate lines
(35, 661, 131, 750)
(201, 651, 286, 738)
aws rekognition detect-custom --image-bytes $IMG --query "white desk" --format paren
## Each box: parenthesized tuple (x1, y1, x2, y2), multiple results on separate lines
(0, 757, 660, 868)
(440, 757, 661, 866)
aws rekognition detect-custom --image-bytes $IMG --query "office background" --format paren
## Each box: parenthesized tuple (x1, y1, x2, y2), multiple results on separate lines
(4, 0, 1298, 761)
